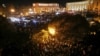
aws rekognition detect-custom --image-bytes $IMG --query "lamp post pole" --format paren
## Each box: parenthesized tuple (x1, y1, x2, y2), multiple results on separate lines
(2, 4, 7, 17)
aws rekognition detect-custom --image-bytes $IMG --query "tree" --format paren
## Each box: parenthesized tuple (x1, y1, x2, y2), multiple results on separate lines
(0, 15, 17, 48)
(48, 13, 89, 43)
(0, 15, 32, 56)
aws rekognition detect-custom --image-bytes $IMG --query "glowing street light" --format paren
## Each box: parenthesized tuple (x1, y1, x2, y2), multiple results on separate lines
(48, 27, 56, 36)
(10, 9, 15, 13)
(2, 4, 6, 8)
(29, 8, 33, 14)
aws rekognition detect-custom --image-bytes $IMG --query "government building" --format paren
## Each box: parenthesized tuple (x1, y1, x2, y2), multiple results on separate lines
(32, 3, 59, 14)
(66, 0, 100, 12)
(66, 1, 90, 11)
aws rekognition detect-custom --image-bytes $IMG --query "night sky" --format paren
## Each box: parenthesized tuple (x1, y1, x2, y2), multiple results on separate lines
(1, 0, 85, 6)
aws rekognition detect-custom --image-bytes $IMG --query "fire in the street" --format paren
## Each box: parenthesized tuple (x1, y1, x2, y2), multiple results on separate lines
(48, 27, 56, 36)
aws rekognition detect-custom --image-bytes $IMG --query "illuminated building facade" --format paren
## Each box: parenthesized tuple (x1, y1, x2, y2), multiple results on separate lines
(66, 0, 100, 12)
(91, 0, 100, 11)
(33, 3, 59, 14)
(66, 1, 89, 11)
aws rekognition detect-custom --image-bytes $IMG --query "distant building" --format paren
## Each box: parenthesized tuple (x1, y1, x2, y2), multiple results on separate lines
(66, 1, 89, 11)
(32, 3, 59, 14)
(92, 0, 100, 12)
(87, 0, 100, 15)
(66, 0, 100, 12)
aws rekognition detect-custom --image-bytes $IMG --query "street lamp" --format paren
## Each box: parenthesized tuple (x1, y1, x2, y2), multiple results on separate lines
(2, 4, 6, 17)
(10, 9, 15, 16)
(29, 8, 33, 14)
(10, 9, 15, 13)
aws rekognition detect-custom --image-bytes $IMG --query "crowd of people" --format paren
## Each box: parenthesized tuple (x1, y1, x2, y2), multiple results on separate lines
(0, 12, 100, 56)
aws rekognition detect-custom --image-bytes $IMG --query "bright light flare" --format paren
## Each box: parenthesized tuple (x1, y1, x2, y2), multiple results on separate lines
(10, 9, 15, 13)
(48, 27, 56, 35)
